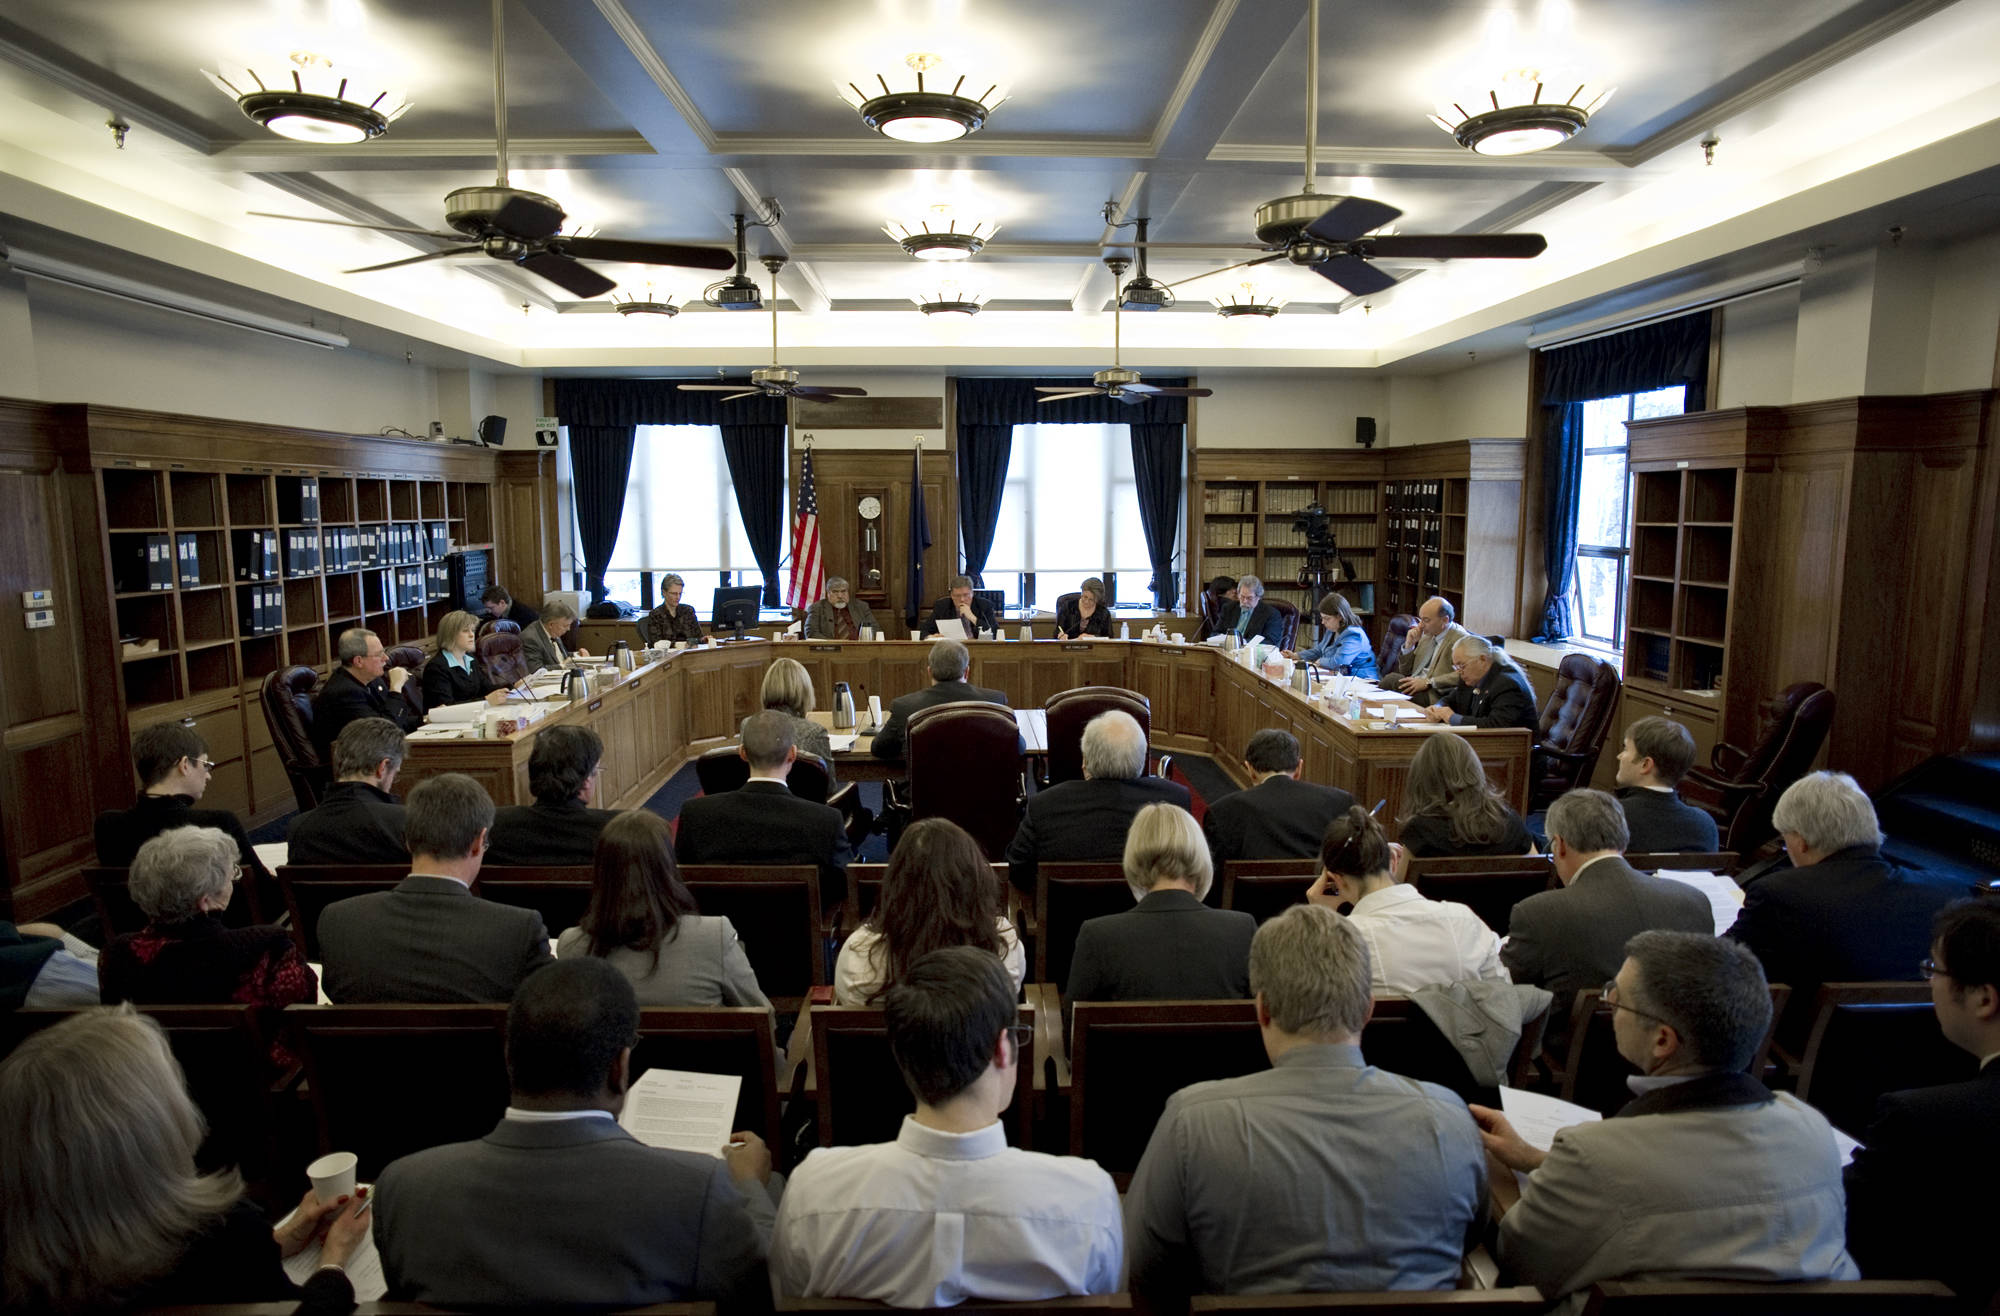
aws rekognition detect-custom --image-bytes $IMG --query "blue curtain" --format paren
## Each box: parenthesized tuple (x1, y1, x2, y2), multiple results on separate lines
(1129, 423, 1183, 609)
(905, 446, 931, 626)
(566, 425, 636, 603)
(718, 422, 785, 607)
(955, 424, 1012, 588)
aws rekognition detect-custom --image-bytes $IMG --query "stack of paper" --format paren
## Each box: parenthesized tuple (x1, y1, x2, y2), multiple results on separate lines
(617, 1069, 742, 1159)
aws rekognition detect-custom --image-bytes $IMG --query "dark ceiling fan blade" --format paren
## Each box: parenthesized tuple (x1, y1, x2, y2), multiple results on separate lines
(1140, 387, 1215, 398)
(491, 194, 566, 239)
(250, 212, 466, 241)
(1310, 254, 1400, 296)
(516, 250, 617, 298)
(1301, 196, 1404, 245)
(1157, 252, 1287, 292)
(1357, 233, 1549, 260)
(679, 383, 755, 391)
(719, 391, 762, 402)
(1101, 241, 1269, 251)
(343, 246, 481, 274)
(1037, 390, 1103, 403)
(789, 386, 869, 398)
(1118, 381, 1162, 394)
(553, 236, 738, 271)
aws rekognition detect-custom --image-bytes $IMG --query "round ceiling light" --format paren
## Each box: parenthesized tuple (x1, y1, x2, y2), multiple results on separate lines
(912, 283, 987, 316)
(1429, 71, 1613, 156)
(614, 295, 679, 318)
(884, 205, 998, 262)
(205, 51, 410, 144)
(839, 53, 1008, 143)
(1212, 282, 1287, 319)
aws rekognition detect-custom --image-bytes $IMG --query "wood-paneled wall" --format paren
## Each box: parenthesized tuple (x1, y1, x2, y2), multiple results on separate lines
(793, 445, 958, 628)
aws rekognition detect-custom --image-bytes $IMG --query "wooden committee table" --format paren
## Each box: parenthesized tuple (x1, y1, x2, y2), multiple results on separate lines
(397, 639, 1532, 833)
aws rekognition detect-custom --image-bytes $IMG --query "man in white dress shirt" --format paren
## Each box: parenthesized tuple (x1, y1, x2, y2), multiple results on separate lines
(772, 946, 1123, 1305)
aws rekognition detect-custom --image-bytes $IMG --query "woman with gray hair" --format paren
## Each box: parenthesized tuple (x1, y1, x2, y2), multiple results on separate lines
(804, 575, 877, 639)
(641, 572, 706, 645)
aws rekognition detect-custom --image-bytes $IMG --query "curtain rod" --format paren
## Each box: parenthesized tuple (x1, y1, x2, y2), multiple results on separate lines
(1525, 262, 1803, 352)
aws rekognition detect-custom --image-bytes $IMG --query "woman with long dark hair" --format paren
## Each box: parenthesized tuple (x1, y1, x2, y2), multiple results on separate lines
(835, 817, 1023, 1005)
(1397, 733, 1534, 858)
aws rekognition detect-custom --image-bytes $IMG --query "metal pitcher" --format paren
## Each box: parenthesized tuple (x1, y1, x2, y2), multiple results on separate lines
(832, 681, 857, 729)
(614, 639, 634, 675)
(563, 667, 593, 704)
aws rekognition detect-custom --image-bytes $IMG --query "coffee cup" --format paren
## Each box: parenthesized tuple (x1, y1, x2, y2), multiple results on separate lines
(307, 1150, 357, 1206)
(908, 629, 921, 642)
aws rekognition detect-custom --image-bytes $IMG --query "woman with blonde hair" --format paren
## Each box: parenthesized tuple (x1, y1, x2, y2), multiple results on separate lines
(0, 1008, 369, 1312)
(421, 608, 512, 709)
(835, 817, 1023, 1004)
(760, 657, 835, 770)
(1397, 733, 1533, 858)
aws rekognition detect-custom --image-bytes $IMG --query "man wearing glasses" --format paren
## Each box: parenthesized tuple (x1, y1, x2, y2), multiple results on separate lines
(1423, 634, 1539, 731)
(1471, 931, 1858, 1307)
(93, 719, 272, 900)
(772, 947, 1122, 1306)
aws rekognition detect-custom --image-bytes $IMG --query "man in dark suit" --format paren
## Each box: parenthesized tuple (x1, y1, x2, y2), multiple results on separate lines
(1845, 900, 2000, 1311)
(487, 725, 619, 866)
(1728, 771, 1976, 1045)
(871, 638, 1010, 761)
(1502, 788, 1711, 1044)
(1215, 574, 1287, 649)
(1007, 709, 1191, 896)
(318, 773, 553, 1003)
(375, 958, 774, 1309)
(480, 583, 540, 630)
(677, 711, 854, 909)
(921, 575, 998, 639)
(1203, 729, 1355, 876)
(287, 717, 409, 865)
(1425, 635, 1538, 731)
(312, 627, 421, 763)
(1613, 716, 1720, 853)
(95, 720, 273, 910)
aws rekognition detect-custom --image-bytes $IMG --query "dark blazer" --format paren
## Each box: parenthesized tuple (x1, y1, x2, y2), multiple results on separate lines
(674, 778, 853, 910)
(1056, 598, 1114, 639)
(1217, 599, 1287, 648)
(499, 600, 540, 628)
(922, 594, 998, 638)
(1845, 1062, 2000, 1308)
(317, 875, 553, 1003)
(95, 793, 271, 884)
(1616, 786, 1720, 854)
(420, 651, 502, 710)
(518, 620, 571, 673)
(1398, 808, 1534, 859)
(1067, 888, 1255, 1010)
(311, 667, 421, 762)
(287, 780, 409, 866)
(486, 798, 619, 867)
(870, 677, 1010, 761)
(1203, 774, 1356, 872)
(1441, 661, 1540, 731)
(641, 601, 705, 645)
(376, 1116, 770, 1310)
(1007, 775, 1193, 895)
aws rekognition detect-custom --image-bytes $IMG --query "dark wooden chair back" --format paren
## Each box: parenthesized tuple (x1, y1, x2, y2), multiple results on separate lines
(1530, 655, 1622, 811)
(847, 862, 1009, 930)
(1793, 982, 1978, 1137)
(1559, 984, 1789, 1117)
(1219, 860, 1317, 925)
(87, 865, 265, 933)
(1404, 856, 1557, 934)
(1577, 1279, 1957, 1313)
(1035, 862, 1136, 991)
(1044, 686, 1151, 787)
(811, 1005, 1035, 1150)
(1068, 1000, 1266, 1184)
(260, 664, 325, 812)
(907, 703, 1026, 860)
(780, 1300, 1129, 1314)
(1626, 852, 1741, 875)
(1360, 996, 1534, 1105)
(1193, 1291, 1548, 1312)
(275, 864, 415, 959)
(629, 1007, 785, 1167)
(695, 746, 833, 805)
(680, 865, 824, 1010)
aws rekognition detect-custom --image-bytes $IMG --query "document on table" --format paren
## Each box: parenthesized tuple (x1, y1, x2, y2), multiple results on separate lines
(618, 1068, 742, 1158)
(279, 1194, 387, 1300)
(826, 733, 858, 753)
(1656, 869, 1745, 936)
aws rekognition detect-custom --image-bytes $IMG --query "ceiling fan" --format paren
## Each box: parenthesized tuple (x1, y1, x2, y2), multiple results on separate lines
(248, 0, 734, 299)
(678, 257, 870, 404)
(1113, 0, 1547, 299)
(1035, 257, 1213, 405)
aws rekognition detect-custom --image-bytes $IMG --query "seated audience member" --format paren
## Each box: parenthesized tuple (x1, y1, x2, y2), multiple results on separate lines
(1007, 709, 1190, 895)
(1055, 577, 1114, 639)
(924, 575, 999, 639)
(837, 818, 1024, 1005)
(1217, 574, 1287, 649)
(422, 609, 513, 710)
(1728, 770, 1974, 1043)
(0, 920, 99, 1009)
(1291, 592, 1378, 677)
(1203, 729, 1354, 874)
(1389, 596, 1469, 706)
(761, 656, 835, 771)
(1845, 900, 2000, 1310)
(312, 627, 422, 762)
(1127, 904, 1486, 1305)
(1502, 789, 1711, 1043)
(318, 773, 553, 1003)
(1397, 733, 1534, 858)
(1067, 803, 1255, 1014)
(871, 637, 1010, 761)
(676, 710, 854, 910)
(558, 811, 770, 1011)
(519, 594, 591, 672)
(0, 1009, 368, 1313)
(804, 575, 876, 640)
(95, 720, 270, 889)
(1474, 932, 1857, 1308)
(480, 583, 539, 629)
(1309, 806, 1505, 994)
(641, 572, 705, 646)
(376, 959, 774, 1309)
(1613, 716, 1719, 853)
(1425, 635, 1538, 731)
(772, 947, 1121, 1304)
(1194, 574, 1237, 641)
(286, 717, 409, 865)
(486, 725, 619, 866)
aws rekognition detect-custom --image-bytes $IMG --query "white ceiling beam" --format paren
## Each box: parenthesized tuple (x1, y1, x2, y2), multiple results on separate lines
(588, 0, 719, 152)
(201, 136, 658, 171)
(1206, 143, 1634, 175)
(719, 167, 829, 315)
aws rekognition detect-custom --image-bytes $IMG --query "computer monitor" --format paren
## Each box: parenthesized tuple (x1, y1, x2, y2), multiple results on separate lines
(712, 585, 764, 640)
(973, 588, 1005, 616)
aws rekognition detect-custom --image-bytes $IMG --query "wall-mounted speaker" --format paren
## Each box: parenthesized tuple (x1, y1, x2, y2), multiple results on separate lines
(1355, 416, 1377, 448)
(477, 414, 507, 446)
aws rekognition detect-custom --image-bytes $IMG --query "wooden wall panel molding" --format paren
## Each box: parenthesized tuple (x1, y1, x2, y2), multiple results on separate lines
(792, 446, 957, 624)
(792, 396, 943, 429)
(496, 451, 555, 599)
(77, 406, 501, 480)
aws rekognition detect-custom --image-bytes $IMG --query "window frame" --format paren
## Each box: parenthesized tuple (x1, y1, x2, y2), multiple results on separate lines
(1571, 386, 1686, 649)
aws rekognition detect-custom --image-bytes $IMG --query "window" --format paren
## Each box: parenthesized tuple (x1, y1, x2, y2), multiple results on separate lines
(984, 423, 1173, 609)
(1573, 385, 1686, 646)
(602, 425, 782, 611)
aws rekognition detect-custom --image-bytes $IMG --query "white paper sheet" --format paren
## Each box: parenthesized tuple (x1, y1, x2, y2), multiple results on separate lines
(424, 700, 487, 724)
(1833, 1127, 1863, 1166)
(253, 842, 289, 874)
(826, 734, 858, 753)
(1655, 869, 1745, 936)
(618, 1068, 742, 1159)
(405, 724, 465, 740)
(278, 1191, 387, 1300)
(1499, 1086, 1602, 1152)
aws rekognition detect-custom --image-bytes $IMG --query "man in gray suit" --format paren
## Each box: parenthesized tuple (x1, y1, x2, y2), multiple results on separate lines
(1389, 596, 1469, 706)
(1500, 789, 1711, 1046)
(376, 958, 775, 1309)
(1472, 933, 1857, 1310)
(870, 638, 1010, 761)
(318, 773, 553, 1003)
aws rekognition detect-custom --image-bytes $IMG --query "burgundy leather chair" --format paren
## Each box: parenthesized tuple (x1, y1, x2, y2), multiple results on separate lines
(1376, 613, 1418, 683)
(474, 617, 520, 643)
(259, 666, 325, 812)
(905, 703, 1027, 861)
(478, 629, 531, 688)
(1043, 686, 1151, 787)
(1264, 598, 1300, 651)
(1682, 682, 1837, 853)
(1195, 579, 1235, 641)
(384, 644, 427, 713)
(1529, 655, 1622, 811)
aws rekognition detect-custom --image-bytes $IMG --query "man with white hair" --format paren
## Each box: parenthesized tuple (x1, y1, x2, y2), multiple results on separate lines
(1423, 634, 1538, 731)
(1215, 574, 1287, 648)
(804, 576, 877, 640)
(1006, 710, 1190, 896)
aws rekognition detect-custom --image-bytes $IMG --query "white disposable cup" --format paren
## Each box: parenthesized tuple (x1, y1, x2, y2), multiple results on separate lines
(908, 629, 921, 642)
(1019, 625, 1032, 641)
(868, 694, 883, 727)
(307, 1151, 357, 1205)
(874, 631, 886, 642)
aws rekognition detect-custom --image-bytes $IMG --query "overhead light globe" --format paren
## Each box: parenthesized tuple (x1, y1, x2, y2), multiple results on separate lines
(912, 283, 987, 316)
(1429, 69, 1613, 156)
(205, 51, 410, 144)
(884, 205, 998, 261)
(1213, 282, 1287, 318)
(839, 52, 1008, 143)
(614, 292, 679, 318)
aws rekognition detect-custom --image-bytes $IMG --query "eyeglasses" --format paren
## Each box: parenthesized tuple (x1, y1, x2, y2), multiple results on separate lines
(190, 757, 216, 772)
(1602, 978, 1671, 1027)
(1002, 1025, 1033, 1053)
(1920, 956, 1948, 982)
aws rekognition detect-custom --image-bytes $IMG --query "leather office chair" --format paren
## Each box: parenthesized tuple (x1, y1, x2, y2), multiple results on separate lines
(474, 617, 519, 643)
(905, 703, 1026, 861)
(1195, 579, 1235, 641)
(1376, 613, 1418, 680)
(1681, 682, 1836, 853)
(1042, 686, 1151, 787)
(260, 665, 325, 812)
(1053, 591, 1081, 621)
(384, 644, 427, 713)
(1529, 655, 1622, 811)
(1265, 598, 1300, 650)
(477, 628, 531, 688)
(693, 745, 838, 807)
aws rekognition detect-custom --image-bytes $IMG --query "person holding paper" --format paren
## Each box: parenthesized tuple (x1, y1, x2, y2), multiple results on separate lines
(1202, 730, 1354, 879)
(375, 959, 775, 1310)
(287, 718, 409, 865)
(1612, 716, 1720, 853)
(870, 638, 1011, 762)
(1006, 711, 1190, 897)
(1389, 596, 1468, 705)
(421, 610, 514, 710)
(922, 575, 998, 639)
(1126, 903, 1486, 1304)
(1471, 932, 1856, 1310)
(803, 575, 876, 640)
(1288, 593, 1377, 677)
(1215, 574, 1287, 649)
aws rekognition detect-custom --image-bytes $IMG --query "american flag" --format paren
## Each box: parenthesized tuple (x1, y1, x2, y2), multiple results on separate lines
(787, 446, 824, 607)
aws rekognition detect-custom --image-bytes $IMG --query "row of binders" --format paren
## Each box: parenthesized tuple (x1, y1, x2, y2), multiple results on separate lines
(237, 583, 283, 636)
(393, 565, 451, 609)
(275, 477, 322, 525)
(230, 524, 454, 579)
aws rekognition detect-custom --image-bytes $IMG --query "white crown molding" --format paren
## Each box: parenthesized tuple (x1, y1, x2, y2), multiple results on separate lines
(592, 0, 719, 151)
(1145, 0, 1242, 157)
(201, 135, 657, 170)
(1205, 142, 1632, 175)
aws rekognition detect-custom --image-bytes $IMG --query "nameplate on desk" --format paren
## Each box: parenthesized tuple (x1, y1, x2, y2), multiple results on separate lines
(808, 644, 844, 652)
(1060, 643, 1092, 652)
(588, 699, 603, 712)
